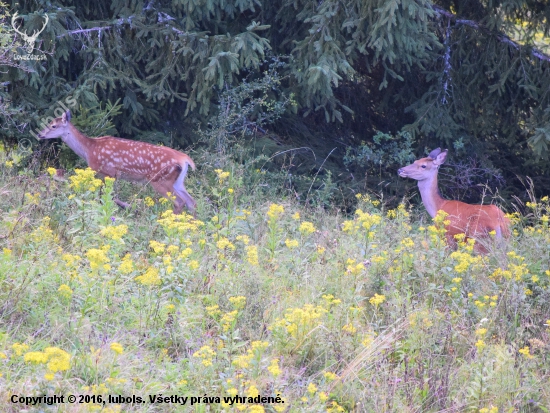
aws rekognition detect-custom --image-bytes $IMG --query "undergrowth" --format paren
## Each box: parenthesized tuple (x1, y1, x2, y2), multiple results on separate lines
(0, 154, 549, 413)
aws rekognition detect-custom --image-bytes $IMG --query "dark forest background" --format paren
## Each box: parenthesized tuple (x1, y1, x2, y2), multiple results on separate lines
(2, 0, 550, 209)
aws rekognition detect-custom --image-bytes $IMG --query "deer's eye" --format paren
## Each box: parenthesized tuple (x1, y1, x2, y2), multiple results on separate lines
(421, 165, 426, 168)
(52, 125, 56, 129)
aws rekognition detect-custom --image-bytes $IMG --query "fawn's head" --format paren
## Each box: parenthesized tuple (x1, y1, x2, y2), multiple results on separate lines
(398, 148, 448, 181)
(38, 111, 72, 139)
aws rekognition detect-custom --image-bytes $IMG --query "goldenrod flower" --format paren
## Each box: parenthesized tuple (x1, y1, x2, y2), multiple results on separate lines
(58, 284, 73, 299)
(236, 235, 250, 245)
(69, 168, 102, 192)
(342, 323, 357, 334)
(245, 245, 259, 266)
(216, 237, 235, 251)
(86, 246, 110, 271)
(100, 225, 128, 241)
(519, 346, 534, 358)
(214, 169, 230, 183)
(229, 296, 246, 310)
(323, 371, 338, 381)
(118, 254, 134, 274)
(285, 239, 299, 249)
(12, 343, 29, 356)
(267, 203, 285, 219)
(475, 339, 486, 351)
(369, 293, 386, 307)
(149, 240, 166, 254)
(475, 328, 487, 336)
(221, 310, 239, 331)
(193, 345, 216, 366)
(299, 221, 316, 235)
(206, 305, 221, 318)
(110, 342, 124, 355)
(135, 267, 161, 286)
(268, 358, 281, 377)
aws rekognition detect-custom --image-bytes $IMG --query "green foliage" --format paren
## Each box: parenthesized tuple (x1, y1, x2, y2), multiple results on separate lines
(72, 99, 123, 138)
(344, 131, 415, 170)
(199, 58, 295, 155)
(2, 0, 550, 203)
(0, 162, 549, 411)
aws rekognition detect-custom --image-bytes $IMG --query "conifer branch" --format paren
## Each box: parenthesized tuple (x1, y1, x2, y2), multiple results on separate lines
(56, 27, 111, 38)
(433, 5, 550, 62)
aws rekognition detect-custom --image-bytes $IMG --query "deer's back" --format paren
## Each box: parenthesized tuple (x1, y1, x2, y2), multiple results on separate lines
(87, 136, 187, 182)
(440, 200, 509, 237)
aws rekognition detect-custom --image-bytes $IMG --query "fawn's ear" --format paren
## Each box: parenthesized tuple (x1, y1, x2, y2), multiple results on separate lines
(428, 148, 441, 159)
(62, 110, 71, 123)
(432, 149, 448, 166)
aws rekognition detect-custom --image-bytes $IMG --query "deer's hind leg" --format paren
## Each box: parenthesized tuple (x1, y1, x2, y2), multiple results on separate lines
(150, 179, 186, 214)
(172, 164, 196, 214)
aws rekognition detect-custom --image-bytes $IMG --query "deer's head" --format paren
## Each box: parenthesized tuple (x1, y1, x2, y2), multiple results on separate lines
(37, 111, 71, 140)
(398, 148, 448, 181)
(11, 12, 49, 54)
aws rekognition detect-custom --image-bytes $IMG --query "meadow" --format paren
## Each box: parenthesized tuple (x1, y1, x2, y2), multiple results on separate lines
(0, 157, 549, 412)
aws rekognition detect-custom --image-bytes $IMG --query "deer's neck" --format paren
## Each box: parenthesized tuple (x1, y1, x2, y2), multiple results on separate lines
(417, 174, 445, 218)
(62, 124, 93, 162)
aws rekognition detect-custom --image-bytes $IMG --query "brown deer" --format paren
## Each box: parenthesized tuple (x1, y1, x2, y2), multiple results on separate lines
(37, 111, 196, 214)
(398, 148, 509, 252)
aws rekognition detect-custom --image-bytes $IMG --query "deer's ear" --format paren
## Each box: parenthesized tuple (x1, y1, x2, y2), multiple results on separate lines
(428, 148, 441, 159)
(433, 149, 448, 166)
(61, 111, 70, 124)
(65, 110, 71, 122)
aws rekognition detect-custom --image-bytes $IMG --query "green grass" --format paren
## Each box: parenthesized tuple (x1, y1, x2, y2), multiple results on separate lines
(0, 159, 549, 413)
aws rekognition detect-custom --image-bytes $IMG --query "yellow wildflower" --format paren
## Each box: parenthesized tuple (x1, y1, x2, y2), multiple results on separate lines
(221, 310, 239, 331)
(245, 245, 259, 266)
(236, 235, 250, 245)
(267, 203, 285, 219)
(285, 239, 299, 249)
(307, 383, 317, 394)
(193, 345, 216, 367)
(135, 267, 161, 286)
(369, 293, 386, 307)
(475, 340, 486, 351)
(110, 342, 124, 355)
(149, 240, 166, 254)
(69, 168, 103, 192)
(216, 237, 236, 251)
(268, 358, 281, 377)
(100, 225, 128, 241)
(229, 296, 247, 310)
(324, 371, 338, 381)
(214, 169, 230, 183)
(518, 346, 533, 359)
(12, 343, 29, 356)
(86, 246, 110, 271)
(299, 221, 316, 234)
(118, 254, 134, 274)
(58, 284, 73, 299)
